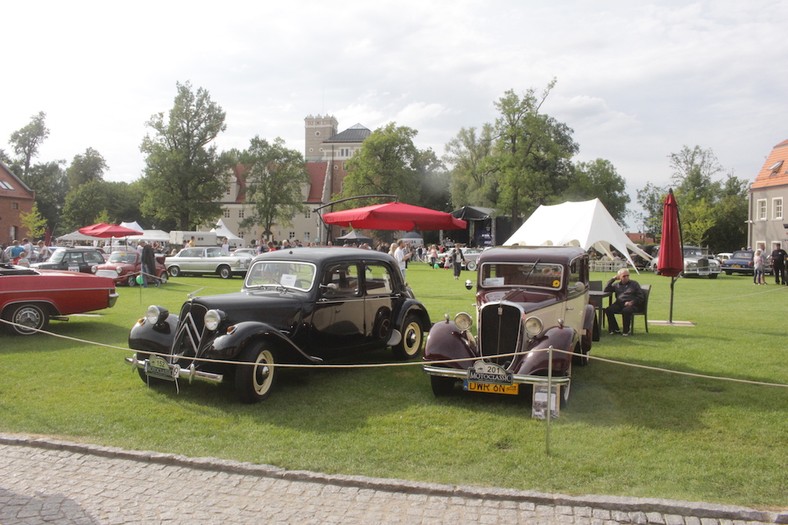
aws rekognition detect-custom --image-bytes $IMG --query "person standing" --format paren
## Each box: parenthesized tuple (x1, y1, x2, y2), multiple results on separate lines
(451, 244, 465, 280)
(604, 268, 645, 336)
(141, 241, 157, 287)
(393, 241, 410, 281)
(221, 237, 230, 255)
(753, 249, 764, 285)
(770, 244, 787, 285)
(36, 240, 51, 262)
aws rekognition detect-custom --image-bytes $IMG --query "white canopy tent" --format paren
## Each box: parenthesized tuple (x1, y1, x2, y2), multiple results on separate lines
(126, 230, 170, 243)
(211, 219, 244, 247)
(504, 199, 651, 269)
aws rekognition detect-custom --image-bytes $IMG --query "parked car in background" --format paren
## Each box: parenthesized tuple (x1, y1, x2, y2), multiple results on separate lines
(1, 264, 118, 335)
(715, 252, 733, 263)
(650, 246, 721, 278)
(32, 247, 106, 274)
(231, 248, 258, 258)
(721, 249, 773, 276)
(164, 246, 251, 279)
(96, 251, 169, 286)
(127, 247, 432, 403)
(437, 247, 484, 271)
(423, 246, 595, 406)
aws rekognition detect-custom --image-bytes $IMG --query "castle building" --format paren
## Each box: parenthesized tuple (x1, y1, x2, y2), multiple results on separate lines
(217, 115, 370, 246)
(748, 139, 788, 252)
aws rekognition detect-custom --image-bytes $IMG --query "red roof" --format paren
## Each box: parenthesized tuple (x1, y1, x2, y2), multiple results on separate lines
(750, 139, 788, 190)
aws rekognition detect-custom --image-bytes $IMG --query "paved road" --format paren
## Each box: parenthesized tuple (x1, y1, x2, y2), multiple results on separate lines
(1, 434, 784, 525)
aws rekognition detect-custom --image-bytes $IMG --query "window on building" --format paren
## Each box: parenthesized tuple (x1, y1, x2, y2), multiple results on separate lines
(304, 232, 311, 241)
(774, 198, 784, 220)
(12, 202, 19, 209)
(305, 209, 311, 219)
(289, 232, 296, 240)
(238, 209, 245, 219)
(757, 199, 767, 221)
(769, 160, 784, 175)
(0, 180, 13, 190)
(223, 209, 230, 218)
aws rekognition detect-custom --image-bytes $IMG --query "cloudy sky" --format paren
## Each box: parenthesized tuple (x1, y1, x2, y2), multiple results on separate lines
(2, 0, 786, 226)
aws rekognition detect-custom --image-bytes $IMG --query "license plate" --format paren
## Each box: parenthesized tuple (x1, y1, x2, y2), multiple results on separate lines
(145, 355, 177, 381)
(465, 381, 520, 395)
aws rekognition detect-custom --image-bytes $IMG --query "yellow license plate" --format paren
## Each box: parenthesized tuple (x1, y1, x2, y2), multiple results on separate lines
(466, 382, 519, 395)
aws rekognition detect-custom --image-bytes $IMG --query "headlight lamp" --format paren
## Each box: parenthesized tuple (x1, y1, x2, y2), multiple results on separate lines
(454, 312, 473, 331)
(145, 305, 169, 325)
(204, 309, 224, 331)
(524, 316, 543, 337)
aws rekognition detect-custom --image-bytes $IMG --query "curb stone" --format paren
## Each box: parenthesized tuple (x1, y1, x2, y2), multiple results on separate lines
(1, 433, 784, 524)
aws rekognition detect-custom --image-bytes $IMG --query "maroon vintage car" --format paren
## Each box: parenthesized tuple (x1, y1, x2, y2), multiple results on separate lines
(0, 264, 119, 335)
(423, 246, 595, 405)
(96, 251, 168, 286)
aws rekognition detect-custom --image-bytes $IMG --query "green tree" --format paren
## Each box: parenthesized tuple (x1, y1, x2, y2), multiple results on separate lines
(705, 175, 749, 251)
(139, 81, 229, 230)
(239, 137, 308, 239)
(563, 159, 630, 224)
(444, 125, 497, 208)
(19, 202, 48, 240)
(61, 180, 113, 231)
(25, 161, 68, 235)
(9, 111, 49, 179)
(492, 82, 578, 225)
(341, 123, 422, 204)
(635, 182, 666, 242)
(66, 148, 107, 188)
(417, 148, 452, 212)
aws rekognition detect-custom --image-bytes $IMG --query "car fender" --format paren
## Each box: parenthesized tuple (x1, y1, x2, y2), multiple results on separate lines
(583, 304, 596, 333)
(209, 321, 322, 364)
(515, 326, 576, 376)
(395, 300, 432, 333)
(128, 314, 179, 355)
(423, 319, 476, 367)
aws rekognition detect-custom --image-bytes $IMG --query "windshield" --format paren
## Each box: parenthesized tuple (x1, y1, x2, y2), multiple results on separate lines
(245, 261, 316, 291)
(109, 252, 137, 264)
(480, 262, 564, 290)
(49, 249, 67, 263)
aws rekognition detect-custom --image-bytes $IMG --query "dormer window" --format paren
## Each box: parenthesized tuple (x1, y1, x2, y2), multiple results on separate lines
(769, 160, 783, 175)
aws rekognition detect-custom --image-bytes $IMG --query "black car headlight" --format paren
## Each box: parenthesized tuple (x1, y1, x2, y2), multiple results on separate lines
(145, 305, 169, 325)
(204, 309, 225, 331)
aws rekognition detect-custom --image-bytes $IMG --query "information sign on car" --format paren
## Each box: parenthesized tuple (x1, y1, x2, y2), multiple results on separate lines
(465, 360, 519, 395)
(145, 355, 178, 382)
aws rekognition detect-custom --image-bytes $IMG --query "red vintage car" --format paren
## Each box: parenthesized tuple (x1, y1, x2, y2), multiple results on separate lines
(96, 251, 169, 286)
(0, 264, 119, 335)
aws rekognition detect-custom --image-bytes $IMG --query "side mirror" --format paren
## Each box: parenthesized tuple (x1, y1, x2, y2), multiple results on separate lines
(575, 281, 586, 293)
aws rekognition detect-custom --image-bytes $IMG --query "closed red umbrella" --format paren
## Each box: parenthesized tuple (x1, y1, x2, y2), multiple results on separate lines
(323, 202, 467, 231)
(657, 189, 683, 323)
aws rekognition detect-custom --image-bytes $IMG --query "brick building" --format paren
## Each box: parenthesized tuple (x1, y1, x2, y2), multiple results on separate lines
(0, 161, 35, 245)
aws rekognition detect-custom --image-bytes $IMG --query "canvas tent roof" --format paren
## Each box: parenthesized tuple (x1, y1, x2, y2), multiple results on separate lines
(127, 230, 170, 242)
(503, 199, 651, 269)
(211, 219, 243, 246)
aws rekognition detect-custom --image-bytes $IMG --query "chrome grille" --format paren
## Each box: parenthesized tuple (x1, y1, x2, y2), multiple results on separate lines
(478, 302, 523, 366)
(171, 302, 208, 361)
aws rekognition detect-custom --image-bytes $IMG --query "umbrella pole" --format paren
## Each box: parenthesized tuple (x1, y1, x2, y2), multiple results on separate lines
(669, 276, 677, 323)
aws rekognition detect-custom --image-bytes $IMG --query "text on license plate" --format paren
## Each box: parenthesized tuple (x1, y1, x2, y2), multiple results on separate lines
(465, 381, 519, 395)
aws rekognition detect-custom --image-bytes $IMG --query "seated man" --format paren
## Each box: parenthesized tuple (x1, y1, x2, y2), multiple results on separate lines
(604, 268, 644, 336)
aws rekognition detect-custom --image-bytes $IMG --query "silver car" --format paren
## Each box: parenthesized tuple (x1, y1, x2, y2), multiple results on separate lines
(165, 247, 250, 279)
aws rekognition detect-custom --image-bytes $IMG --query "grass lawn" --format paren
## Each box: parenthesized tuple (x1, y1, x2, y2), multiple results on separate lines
(1, 262, 786, 509)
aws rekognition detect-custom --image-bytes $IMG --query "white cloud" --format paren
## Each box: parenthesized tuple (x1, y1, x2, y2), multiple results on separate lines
(1, 0, 786, 227)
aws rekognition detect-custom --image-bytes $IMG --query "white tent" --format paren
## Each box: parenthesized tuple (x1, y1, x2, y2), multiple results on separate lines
(120, 221, 144, 232)
(211, 219, 244, 247)
(127, 230, 170, 243)
(57, 230, 99, 242)
(504, 199, 651, 269)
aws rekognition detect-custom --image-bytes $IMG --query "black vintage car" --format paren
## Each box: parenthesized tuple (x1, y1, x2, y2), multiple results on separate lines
(422, 246, 595, 405)
(127, 248, 431, 403)
(32, 247, 106, 274)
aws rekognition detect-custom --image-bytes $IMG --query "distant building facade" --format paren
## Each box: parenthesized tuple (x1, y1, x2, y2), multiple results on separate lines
(748, 139, 788, 252)
(0, 161, 35, 245)
(217, 115, 370, 246)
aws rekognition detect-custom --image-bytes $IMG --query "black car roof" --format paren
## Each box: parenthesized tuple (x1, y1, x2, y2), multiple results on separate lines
(251, 247, 394, 264)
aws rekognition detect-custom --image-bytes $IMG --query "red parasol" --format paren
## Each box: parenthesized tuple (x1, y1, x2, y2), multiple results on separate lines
(657, 189, 683, 323)
(322, 202, 467, 231)
(78, 222, 143, 238)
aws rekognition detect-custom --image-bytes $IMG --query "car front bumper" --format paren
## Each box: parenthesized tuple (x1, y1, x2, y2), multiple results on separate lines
(422, 364, 570, 386)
